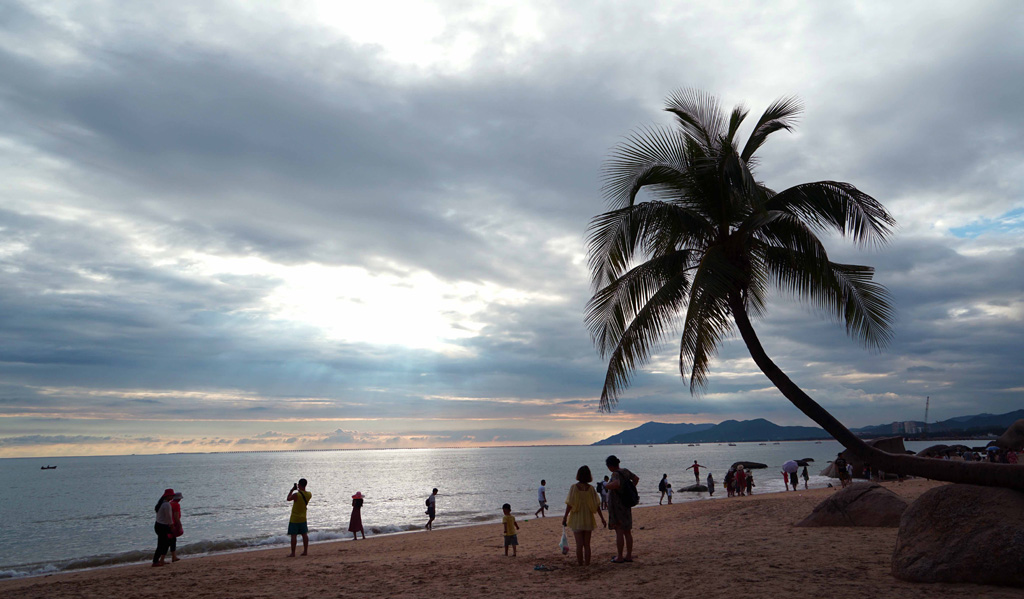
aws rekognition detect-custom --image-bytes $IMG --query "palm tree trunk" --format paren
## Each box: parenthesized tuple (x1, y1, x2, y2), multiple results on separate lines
(727, 294, 1024, 491)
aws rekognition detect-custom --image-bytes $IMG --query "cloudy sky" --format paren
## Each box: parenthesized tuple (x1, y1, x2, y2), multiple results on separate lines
(1, 0, 1022, 457)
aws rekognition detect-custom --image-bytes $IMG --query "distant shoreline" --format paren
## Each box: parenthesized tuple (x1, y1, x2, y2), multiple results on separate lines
(3, 436, 1000, 461)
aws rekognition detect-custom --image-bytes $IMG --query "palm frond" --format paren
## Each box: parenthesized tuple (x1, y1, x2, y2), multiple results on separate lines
(677, 246, 741, 392)
(727, 104, 749, 144)
(586, 202, 711, 289)
(767, 181, 896, 246)
(602, 126, 689, 211)
(595, 267, 694, 411)
(740, 96, 802, 162)
(762, 245, 895, 350)
(664, 88, 724, 152)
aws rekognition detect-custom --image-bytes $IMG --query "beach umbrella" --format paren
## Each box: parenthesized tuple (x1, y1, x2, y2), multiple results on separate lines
(987, 445, 1000, 452)
(782, 460, 799, 473)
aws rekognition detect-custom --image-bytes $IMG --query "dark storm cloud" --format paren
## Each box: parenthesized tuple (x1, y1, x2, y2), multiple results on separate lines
(1, 1, 1023, 455)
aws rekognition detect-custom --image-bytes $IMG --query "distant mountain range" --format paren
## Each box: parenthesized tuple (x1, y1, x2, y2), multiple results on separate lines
(851, 409, 1024, 437)
(668, 418, 826, 443)
(593, 421, 715, 445)
(592, 409, 1024, 445)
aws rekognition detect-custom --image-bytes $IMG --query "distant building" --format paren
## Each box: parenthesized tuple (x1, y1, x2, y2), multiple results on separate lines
(891, 422, 904, 434)
(903, 421, 919, 435)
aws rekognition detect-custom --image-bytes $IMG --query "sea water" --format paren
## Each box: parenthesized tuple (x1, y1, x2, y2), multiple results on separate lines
(0, 439, 970, 578)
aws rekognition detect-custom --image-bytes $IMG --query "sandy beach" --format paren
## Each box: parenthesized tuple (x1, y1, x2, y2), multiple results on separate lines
(2, 479, 1014, 599)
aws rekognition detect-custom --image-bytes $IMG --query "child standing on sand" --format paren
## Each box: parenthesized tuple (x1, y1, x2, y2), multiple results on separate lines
(665, 483, 673, 504)
(501, 503, 519, 556)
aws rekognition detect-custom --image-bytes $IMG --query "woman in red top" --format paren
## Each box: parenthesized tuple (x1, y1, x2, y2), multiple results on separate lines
(170, 492, 183, 562)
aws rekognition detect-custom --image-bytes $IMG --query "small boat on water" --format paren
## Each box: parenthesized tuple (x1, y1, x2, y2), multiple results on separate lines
(727, 443, 737, 446)
(40, 465, 57, 470)
(687, 444, 695, 447)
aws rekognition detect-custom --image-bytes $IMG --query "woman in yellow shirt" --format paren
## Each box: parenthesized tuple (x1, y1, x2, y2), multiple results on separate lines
(561, 465, 606, 566)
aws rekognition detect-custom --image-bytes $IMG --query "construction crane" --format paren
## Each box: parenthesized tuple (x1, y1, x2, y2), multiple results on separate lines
(924, 396, 929, 437)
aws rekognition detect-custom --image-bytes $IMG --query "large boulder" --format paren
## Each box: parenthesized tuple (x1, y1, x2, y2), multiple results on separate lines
(731, 461, 767, 470)
(892, 484, 1024, 586)
(993, 419, 1024, 451)
(795, 483, 907, 527)
(678, 484, 708, 492)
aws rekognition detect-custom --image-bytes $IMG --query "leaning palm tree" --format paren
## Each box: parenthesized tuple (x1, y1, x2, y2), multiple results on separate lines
(586, 89, 1021, 490)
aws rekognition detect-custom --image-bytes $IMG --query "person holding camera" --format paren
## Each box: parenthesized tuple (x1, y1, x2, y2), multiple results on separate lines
(286, 478, 312, 557)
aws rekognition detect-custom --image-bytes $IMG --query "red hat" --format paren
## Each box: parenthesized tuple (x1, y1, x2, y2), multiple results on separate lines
(162, 488, 175, 498)
(352, 491, 364, 499)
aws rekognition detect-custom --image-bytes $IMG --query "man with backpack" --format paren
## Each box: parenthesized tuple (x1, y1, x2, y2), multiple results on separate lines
(658, 474, 669, 505)
(604, 455, 639, 563)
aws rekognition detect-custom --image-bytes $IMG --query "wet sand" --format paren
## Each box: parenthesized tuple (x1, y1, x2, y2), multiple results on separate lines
(2, 478, 1016, 599)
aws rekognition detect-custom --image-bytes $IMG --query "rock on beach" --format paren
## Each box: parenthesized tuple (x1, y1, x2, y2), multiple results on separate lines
(795, 482, 907, 527)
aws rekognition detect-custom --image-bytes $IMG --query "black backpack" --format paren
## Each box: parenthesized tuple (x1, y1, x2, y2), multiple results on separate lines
(617, 470, 639, 507)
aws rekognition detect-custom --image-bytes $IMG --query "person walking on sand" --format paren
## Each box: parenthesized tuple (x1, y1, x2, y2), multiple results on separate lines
(349, 492, 365, 540)
(425, 488, 438, 530)
(169, 492, 183, 562)
(286, 478, 311, 557)
(152, 488, 175, 567)
(535, 480, 548, 517)
(562, 465, 605, 566)
(658, 474, 669, 505)
(501, 503, 520, 556)
(604, 455, 639, 564)
(706, 472, 715, 497)
(801, 465, 810, 489)
(685, 460, 706, 485)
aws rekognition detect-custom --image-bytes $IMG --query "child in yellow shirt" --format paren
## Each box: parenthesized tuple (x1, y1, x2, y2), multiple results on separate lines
(501, 503, 520, 556)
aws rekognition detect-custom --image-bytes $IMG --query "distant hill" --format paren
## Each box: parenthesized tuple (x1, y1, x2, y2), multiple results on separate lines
(593, 421, 715, 445)
(593, 409, 1024, 446)
(667, 418, 828, 443)
(852, 409, 1024, 437)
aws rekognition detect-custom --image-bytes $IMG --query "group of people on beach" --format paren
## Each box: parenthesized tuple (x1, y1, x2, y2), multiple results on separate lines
(151, 453, 838, 567)
(500, 455, 639, 565)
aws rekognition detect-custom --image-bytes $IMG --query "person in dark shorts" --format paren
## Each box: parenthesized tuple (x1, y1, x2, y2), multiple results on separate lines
(501, 503, 519, 556)
(286, 478, 311, 557)
(425, 488, 438, 530)
(685, 460, 706, 484)
(604, 455, 639, 563)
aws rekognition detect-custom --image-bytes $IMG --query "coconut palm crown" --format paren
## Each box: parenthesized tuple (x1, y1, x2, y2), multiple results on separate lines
(586, 89, 1022, 490)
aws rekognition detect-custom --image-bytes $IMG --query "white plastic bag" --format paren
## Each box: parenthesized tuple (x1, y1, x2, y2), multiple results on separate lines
(558, 526, 570, 554)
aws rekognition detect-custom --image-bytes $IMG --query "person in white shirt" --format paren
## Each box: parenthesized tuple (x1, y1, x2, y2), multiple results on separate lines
(535, 480, 548, 517)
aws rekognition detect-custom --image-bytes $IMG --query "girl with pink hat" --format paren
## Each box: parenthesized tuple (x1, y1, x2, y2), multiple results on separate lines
(349, 492, 365, 540)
